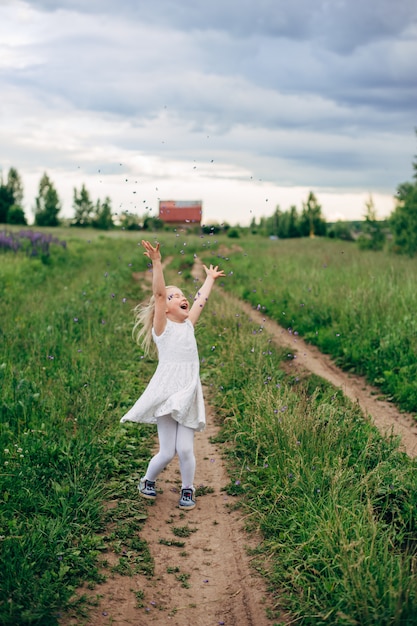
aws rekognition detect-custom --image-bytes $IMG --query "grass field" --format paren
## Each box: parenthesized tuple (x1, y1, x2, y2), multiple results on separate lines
(1, 228, 417, 625)
(218, 236, 417, 414)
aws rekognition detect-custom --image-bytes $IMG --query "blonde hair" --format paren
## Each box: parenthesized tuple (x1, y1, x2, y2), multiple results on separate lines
(132, 285, 176, 357)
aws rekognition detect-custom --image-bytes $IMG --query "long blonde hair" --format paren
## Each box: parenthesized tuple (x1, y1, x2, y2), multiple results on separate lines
(132, 286, 176, 357)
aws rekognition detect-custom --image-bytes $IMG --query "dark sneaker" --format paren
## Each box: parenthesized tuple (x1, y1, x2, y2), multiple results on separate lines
(179, 487, 196, 510)
(138, 478, 156, 499)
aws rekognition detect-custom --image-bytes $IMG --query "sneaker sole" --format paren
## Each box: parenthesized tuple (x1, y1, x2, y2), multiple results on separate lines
(178, 501, 196, 510)
(138, 486, 156, 500)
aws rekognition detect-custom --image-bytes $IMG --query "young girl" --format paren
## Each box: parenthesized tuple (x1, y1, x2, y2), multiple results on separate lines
(120, 239, 225, 510)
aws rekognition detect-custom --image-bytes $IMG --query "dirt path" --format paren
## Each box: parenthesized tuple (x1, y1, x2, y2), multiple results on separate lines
(234, 298, 417, 458)
(61, 257, 417, 626)
(61, 405, 283, 626)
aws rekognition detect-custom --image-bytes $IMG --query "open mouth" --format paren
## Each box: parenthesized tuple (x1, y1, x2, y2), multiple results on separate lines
(180, 303, 188, 310)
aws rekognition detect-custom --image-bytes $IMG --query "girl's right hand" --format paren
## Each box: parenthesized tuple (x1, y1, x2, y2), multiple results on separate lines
(142, 240, 161, 261)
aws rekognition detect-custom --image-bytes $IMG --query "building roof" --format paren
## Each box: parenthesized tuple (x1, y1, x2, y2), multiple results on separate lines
(159, 200, 202, 223)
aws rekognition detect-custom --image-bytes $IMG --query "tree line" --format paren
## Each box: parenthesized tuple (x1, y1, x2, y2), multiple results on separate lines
(1, 133, 417, 253)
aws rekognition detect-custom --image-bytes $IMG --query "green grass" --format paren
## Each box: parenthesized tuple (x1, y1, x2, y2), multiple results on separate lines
(216, 236, 417, 414)
(198, 294, 417, 625)
(2, 229, 417, 625)
(0, 234, 156, 624)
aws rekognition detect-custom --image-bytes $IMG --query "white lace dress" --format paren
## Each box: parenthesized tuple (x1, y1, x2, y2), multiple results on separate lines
(120, 318, 206, 431)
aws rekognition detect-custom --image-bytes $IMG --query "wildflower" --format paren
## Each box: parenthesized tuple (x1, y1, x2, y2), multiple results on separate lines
(235, 480, 241, 485)
(4, 449, 9, 454)
(73, 317, 78, 322)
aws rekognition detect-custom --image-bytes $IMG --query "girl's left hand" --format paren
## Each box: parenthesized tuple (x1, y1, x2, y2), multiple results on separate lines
(142, 240, 161, 261)
(203, 264, 226, 280)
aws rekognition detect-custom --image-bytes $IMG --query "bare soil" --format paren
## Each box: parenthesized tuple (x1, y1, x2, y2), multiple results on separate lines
(60, 259, 417, 626)
(237, 298, 417, 458)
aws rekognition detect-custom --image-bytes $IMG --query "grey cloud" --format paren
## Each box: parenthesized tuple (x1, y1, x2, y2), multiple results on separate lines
(26, 0, 417, 52)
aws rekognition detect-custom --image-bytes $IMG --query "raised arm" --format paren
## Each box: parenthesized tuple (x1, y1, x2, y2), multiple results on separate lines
(188, 264, 225, 326)
(141, 240, 167, 336)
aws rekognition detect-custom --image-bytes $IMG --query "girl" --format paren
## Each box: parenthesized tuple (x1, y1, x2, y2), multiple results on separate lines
(120, 239, 225, 510)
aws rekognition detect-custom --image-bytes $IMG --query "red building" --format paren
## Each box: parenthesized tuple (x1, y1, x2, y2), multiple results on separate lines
(159, 200, 202, 226)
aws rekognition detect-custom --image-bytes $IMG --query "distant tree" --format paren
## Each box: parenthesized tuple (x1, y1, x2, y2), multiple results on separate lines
(327, 221, 354, 241)
(389, 133, 417, 256)
(0, 167, 25, 223)
(34, 173, 61, 227)
(300, 192, 326, 237)
(143, 214, 163, 230)
(119, 211, 142, 230)
(7, 205, 27, 225)
(0, 182, 14, 223)
(389, 182, 417, 256)
(357, 196, 386, 251)
(72, 184, 94, 227)
(266, 207, 281, 238)
(249, 217, 258, 234)
(92, 196, 114, 230)
(7, 167, 24, 207)
(278, 205, 301, 238)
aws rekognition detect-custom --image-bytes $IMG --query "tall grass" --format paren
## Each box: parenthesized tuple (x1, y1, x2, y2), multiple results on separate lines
(0, 230, 225, 624)
(196, 294, 417, 625)
(2, 229, 417, 625)
(217, 236, 417, 414)
(0, 234, 158, 625)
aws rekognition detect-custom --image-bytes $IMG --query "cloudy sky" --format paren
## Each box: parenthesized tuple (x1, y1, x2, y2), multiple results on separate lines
(1, 0, 416, 226)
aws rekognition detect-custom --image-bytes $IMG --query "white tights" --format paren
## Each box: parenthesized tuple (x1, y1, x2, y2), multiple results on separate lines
(145, 414, 195, 488)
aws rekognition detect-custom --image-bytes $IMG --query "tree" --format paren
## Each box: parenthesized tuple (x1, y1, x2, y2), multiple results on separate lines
(390, 182, 417, 256)
(300, 192, 326, 237)
(34, 173, 61, 226)
(72, 184, 94, 227)
(278, 205, 301, 238)
(0, 182, 14, 223)
(92, 196, 114, 230)
(0, 167, 25, 223)
(389, 133, 417, 256)
(120, 211, 142, 230)
(7, 205, 27, 225)
(7, 167, 24, 207)
(357, 195, 386, 251)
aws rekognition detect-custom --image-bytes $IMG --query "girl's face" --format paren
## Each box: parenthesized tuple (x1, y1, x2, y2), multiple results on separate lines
(166, 287, 189, 322)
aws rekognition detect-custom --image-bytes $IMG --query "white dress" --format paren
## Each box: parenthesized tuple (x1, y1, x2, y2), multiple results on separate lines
(120, 318, 206, 431)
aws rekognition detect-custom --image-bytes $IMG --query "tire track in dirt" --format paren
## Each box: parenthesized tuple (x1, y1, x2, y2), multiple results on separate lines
(226, 293, 417, 458)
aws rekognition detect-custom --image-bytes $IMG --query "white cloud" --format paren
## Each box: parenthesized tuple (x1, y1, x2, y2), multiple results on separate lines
(0, 0, 416, 227)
